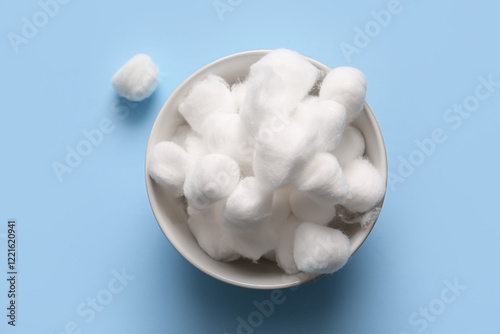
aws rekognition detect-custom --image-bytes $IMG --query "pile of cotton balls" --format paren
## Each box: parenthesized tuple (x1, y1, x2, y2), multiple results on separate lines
(148, 49, 386, 275)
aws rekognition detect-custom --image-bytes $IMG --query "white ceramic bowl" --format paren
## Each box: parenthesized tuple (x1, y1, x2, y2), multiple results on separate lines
(145, 50, 388, 289)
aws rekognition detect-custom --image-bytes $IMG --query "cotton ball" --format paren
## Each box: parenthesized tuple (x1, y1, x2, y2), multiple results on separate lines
(187, 202, 239, 261)
(184, 154, 240, 209)
(240, 67, 295, 137)
(249, 188, 290, 262)
(342, 158, 385, 213)
(293, 223, 350, 274)
(171, 124, 191, 148)
(266, 187, 293, 231)
(295, 97, 346, 151)
(319, 67, 367, 123)
(275, 216, 302, 274)
(178, 74, 237, 133)
(223, 226, 278, 261)
(111, 54, 159, 102)
(289, 190, 336, 226)
(294, 152, 350, 206)
(332, 126, 365, 166)
(201, 113, 254, 170)
(253, 117, 320, 189)
(250, 49, 319, 103)
(147, 141, 193, 196)
(223, 177, 274, 231)
(183, 130, 209, 160)
(231, 80, 250, 111)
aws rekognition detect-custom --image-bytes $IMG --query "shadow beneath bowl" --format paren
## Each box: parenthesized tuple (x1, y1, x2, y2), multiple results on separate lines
(172, 248, 377, 334)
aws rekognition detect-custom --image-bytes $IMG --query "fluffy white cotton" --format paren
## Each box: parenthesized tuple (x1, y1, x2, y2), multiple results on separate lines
(224, 226, 278, 261)
(358, 207, 382, 228)
(294, 152, 350, 206)
(295, 97, 346, 151)
(178, 74, 237, 133)
(319, 67, 367, 123)
(183, 130, 209, 160)
(183, 154, 240, 209)
(189, 201, 276, 262)
(332, 126, 365, 166)
(240, 67, 295, 137)
(337, 206, 382, 228)
(231, 81, 250, 111)
(342, 158, 385, 213)
(252, 187, 292, 263)
(250, 49, 319, 104)
(275, 216, 302, 274)
(187, 202, 239, 261)
(164, 49, 375, 274)
(294, 223, 350, 274)
(111, 54, 159, 102)
(171, 124, 190, 148)
(253, 117, 320, 189)
(147, 141, 193, 196)
(200, 113, 254, 171)
(223, 177, 274, 231)
(266, 187, 293, 231)
(289, 190, 336, 226)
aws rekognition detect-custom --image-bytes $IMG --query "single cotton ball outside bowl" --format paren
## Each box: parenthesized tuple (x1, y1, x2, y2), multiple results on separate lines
(145, 50, 388, 289)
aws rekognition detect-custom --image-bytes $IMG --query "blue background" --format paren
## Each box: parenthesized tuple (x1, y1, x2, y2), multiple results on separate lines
(1, 0, 499, 333)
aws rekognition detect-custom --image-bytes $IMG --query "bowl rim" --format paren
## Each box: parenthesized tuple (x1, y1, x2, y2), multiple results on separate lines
(145, 50, 388, 289)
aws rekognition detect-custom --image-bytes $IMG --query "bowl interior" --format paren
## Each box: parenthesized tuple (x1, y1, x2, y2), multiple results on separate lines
(145, 50, 388, 289)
